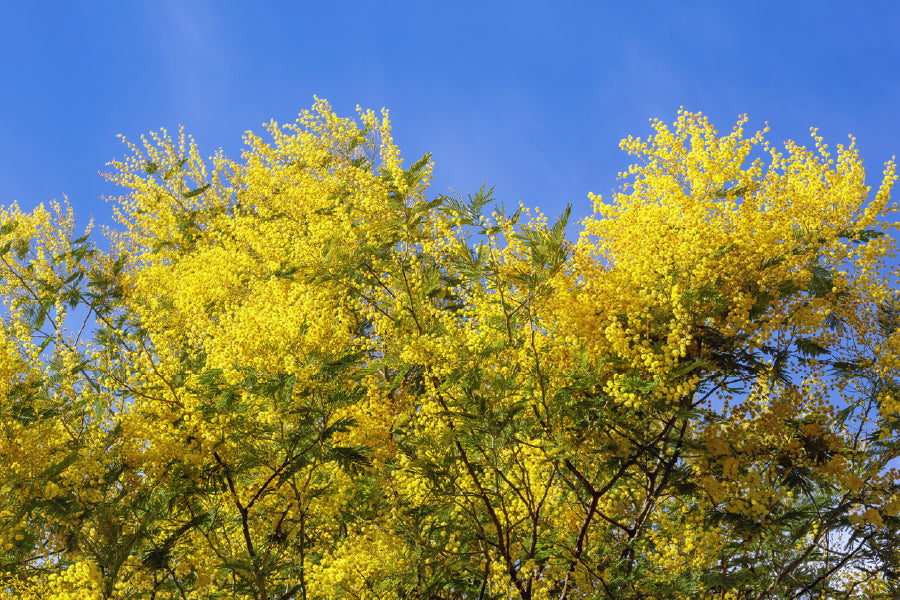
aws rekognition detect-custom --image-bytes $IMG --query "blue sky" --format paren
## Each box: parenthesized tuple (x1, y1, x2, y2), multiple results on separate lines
(2, 1, 899, 233)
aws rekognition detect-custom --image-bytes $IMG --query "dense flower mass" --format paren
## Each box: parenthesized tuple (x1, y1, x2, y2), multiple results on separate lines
(0, 101, 898, 599)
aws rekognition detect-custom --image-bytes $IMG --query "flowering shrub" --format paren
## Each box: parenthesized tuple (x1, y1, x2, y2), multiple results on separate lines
(0, 102, 897, 599)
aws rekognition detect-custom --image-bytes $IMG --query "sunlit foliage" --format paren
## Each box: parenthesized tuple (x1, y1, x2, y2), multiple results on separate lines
(0, 101, 898, 599)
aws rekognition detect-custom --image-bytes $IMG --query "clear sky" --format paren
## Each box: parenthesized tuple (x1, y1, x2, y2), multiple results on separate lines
(2, 1, 899, 233)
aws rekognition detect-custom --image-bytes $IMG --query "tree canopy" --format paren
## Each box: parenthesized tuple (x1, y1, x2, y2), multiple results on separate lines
(0, 101, 898, 599)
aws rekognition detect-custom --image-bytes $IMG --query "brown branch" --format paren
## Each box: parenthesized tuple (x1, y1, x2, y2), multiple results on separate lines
(212, 450, 275, 600)
(432, 387, 530, 600)
(558, 492, 601, 600)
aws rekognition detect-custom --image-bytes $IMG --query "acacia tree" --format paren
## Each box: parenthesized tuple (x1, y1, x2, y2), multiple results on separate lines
(0, 103, 897, 599)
